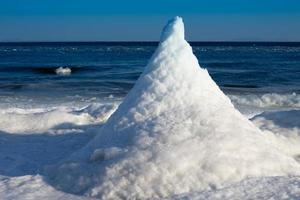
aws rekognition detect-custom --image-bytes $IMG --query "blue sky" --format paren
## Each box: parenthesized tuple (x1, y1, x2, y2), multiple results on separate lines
(0, 0, 300, 41)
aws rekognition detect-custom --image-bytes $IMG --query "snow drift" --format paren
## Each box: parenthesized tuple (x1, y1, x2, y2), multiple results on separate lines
(0, 103, 116, 134)
(48, 17, 300, 199)
(251, 110, 300, 160)
(229, 92, 300, 108)
(165, 176, 300, 200)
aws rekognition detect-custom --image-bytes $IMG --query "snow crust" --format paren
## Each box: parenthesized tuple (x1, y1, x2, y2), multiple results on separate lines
(0, 103, 116, 134)
(0, 175, 93, 200)
(1, 175, 299, 200)
(229, 92, 300, 109)
(48, 17, 300, 199)
(251, 110, 300, 160)
(165, 176, 300, 200)
(228, 92, 300, 117)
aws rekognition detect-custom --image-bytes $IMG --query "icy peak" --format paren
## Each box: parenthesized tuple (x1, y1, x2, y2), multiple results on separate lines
(160, 16, 184, 42)
(50, 17, 300, 200)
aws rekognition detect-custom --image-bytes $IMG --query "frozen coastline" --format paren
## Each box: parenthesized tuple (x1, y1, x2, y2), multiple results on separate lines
(0, 17, 299, 200)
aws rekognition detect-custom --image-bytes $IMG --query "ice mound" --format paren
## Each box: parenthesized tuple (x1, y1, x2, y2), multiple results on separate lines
(48, 17, 300, 199)
(55, 67, 71, 75)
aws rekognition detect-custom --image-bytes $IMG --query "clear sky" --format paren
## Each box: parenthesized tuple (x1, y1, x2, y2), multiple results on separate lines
(0, 0, 300, 42)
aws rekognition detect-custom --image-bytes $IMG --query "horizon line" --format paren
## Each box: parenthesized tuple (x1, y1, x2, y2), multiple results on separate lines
(1, 40, 300, 43)
(1, 41, 300, 47)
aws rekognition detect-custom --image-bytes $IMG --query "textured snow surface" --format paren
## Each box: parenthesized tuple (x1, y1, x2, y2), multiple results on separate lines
(251, 110, 300, 160)
(0, 103, 116, 134)
(0, 175, 94, 200)
(229, 92, 300, 108)
(47, 17, 300, 199)
(165, 176, 300, 200)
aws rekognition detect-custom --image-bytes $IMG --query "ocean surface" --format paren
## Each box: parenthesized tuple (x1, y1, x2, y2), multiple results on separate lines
(0, 42, 299, 115)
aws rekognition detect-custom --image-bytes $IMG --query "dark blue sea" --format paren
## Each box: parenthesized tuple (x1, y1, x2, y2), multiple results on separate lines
(0, 42, 299, 114)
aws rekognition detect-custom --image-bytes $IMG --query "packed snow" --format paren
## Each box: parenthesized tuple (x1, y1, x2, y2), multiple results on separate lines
(0, 17, 299, 200)
(0, 175, 94, 200)
(251, 110, 300, 160)
(47, 17, 300, 199)
(0, 103, 117, 134)
(165, 176, 300, 200)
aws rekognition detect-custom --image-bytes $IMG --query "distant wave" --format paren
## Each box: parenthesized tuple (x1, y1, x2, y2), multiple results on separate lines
(222, 84, 259, 88)
(55, 67, 71, 75)
(0, 66, 98, 75)
(0, 84, 24, 90)
(203, 61, 259, 68)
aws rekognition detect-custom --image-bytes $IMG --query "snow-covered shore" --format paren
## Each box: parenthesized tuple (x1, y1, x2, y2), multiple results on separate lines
(0, 17, 299, 200)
